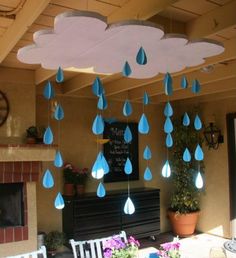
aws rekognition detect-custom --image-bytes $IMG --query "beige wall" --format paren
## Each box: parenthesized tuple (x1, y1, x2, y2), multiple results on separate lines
(175, 97, 236, 238)
(36, 95, 171, 234)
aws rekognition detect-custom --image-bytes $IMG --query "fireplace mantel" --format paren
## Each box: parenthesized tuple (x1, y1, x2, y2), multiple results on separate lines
(0, 144, 56, 162)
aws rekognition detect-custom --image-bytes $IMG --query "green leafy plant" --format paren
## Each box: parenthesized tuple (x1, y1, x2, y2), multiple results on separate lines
(44, 231, 65, 251)
(63, 163, 75, 184)
(63, 163, 89, 185)
(169, 116, 204, 214)
(26, 126, 38, 138)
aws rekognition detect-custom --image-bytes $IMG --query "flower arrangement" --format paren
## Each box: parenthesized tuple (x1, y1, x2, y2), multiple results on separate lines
(63, 163, 89, 185)
(157, 239, 181, 258)
(103, 236, 140, 258)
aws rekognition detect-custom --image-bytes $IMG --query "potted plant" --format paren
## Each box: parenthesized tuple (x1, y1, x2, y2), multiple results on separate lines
(26, 126, 38, 144)
(167, 116, 204, 237)
(63, 163, 75, 196)
(44, 230, 65, 255)
(74, 167, 89, 195)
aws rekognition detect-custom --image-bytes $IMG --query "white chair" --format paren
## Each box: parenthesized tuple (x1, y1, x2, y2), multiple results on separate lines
(6, 245, 47, 258)
(70, 231, 127, 258)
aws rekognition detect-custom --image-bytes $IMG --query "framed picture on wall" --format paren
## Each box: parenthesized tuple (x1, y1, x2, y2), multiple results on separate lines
(103, 122, 139, 183)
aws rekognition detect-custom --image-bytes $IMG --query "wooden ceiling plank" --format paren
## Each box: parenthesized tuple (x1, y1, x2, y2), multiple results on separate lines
(0, 66, 34, 84)
(129, 58, 236, 100)
(35, 67, 57, 85)
(0, 0, 51, 63)
(187, 0, 236, 39)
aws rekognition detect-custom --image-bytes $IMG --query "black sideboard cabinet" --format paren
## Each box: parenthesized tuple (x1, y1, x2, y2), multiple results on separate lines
(62, 188, 160, 241)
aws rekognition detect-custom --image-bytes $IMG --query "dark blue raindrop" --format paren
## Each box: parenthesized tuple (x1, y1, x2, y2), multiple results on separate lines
(124, 125, 132, 143)
(97, 94, 108, 110)
(143, 91, 150, 105)
(181, 76, 188, 89)
(136, 47, 147, 65)
(166, 133, 173, 148)
(43, 81, 55, 100)
(192, 79, 201, 93)
(56, 67, 64, 83)
(92, 77, 103, 97)
(164, 73, 173, 96)
(123, 100, 132, 117)
(122, 61, 132, 77)
(54, 104, 64, 120)
(183, 112, 190, 126)
(164, 102, 173, 117)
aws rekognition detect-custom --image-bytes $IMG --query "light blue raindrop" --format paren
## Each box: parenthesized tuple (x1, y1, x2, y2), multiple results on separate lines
(136, 47, 147, 65)
(43, 81, 54, 100)
(164, 102, 173, 117)
(97, 182, 106, 198)
(166, 133, 173, 148)
(194, 115, 202, 130)
(54, 104, 64, 120)
(124, 157, 132, 175)
(101, 153, 109, 174)
(92, 114, 104, 135)
(144, 167, 152, 181)
(122, 61, 132, 77)
(42, 169, 54, 188)
(123, 100, 132, 117)
(183, 148, 191, 162)
(181, 76, 188, 89)
(138, 113, 150, 134)
(92, 77, 103, 97)
(56, 67, 64, 83)
(183, 112, 190, 126)
(124, 197, 135, 215)
(124, 126, 132, 143)
(195, 144, 204, 161)
(192, 79, 201, 93)
(54, 192, 65, 209)
(91, 152, 104, 179)
(161, 160, 171, 178)
(104, 117, 117, 124)
(143, 146, 152, 160)
(164, 117, 173, 133)
(143, 91, 150, 105)
(54, 151, 63, 168)
(43, 126, 53, 144)
(164, 73, 173, 96)
(195, 171, 204, 189)
(97, 94, 108, 110)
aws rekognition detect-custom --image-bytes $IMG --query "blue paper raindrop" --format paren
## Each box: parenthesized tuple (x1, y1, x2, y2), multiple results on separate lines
(195, 171, 204, 189)
(56, 67, 64, 83)
(54, 151, 63, 168)
(143, 146, 152, 160)
(91, 152, 104, 179)
(144, 167, 152, 181)
(123, 100, 132, 117)
(122, 61, 132, 77)
(195, 144, 204, 161)
(138, 113, 150, 134)
(92, 77, 103, 97)
(43, 81, 54, 100)
(124, 126, 132, 143)
(161, 160, 171, 178)
(181, 76, 188, 89)
(164, 73, 173, 96)
(192, 79, 201, 93)
(54, 192, 65, 209)
(43, 126, 53, 144)
(124, 197, 135, 215)
(164, 102, 173, 117)
(164, 117, 173, 133)
(124, 157, 132, 175)
(143, 91, 150, 105)
(42, 169, 54, 188)
(194, 115, 202, 130)
(136, 47, 147, 65)
(183, 112, 190, 126)
(183, 148, 191, 162)
(101, 154, 109, 174)
(92, 114, 104, 135)
(97, 94, 108, 110)
(97, 182, 106, 198)
(54, 104, 64, 120)
(166, 133, 173, 148)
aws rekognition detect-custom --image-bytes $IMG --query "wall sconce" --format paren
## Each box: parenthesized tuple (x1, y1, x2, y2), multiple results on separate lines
(203, 122, 224, 150)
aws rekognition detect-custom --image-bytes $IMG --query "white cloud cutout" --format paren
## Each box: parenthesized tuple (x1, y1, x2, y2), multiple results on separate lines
(17, 11, 224, 79)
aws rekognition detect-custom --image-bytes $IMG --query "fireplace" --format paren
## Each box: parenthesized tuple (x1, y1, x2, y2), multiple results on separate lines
(0, 183, 24, 227)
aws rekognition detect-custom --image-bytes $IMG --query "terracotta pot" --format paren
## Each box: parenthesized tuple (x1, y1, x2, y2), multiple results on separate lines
(64, 183, 74, 196)
(76, 184, 85, 196)
(168, 210, 199, 237)
(26, 137, 36, 144)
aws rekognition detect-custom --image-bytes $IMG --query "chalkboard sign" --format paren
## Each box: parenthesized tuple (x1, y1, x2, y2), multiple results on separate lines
(103, 122, 139, 182)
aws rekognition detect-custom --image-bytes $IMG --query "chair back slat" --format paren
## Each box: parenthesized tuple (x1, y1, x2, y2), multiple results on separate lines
(6, 246, 47, 258)
(70, 231, 127, 258)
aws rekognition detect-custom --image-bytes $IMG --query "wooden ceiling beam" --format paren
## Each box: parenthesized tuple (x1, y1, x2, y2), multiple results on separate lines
(187, 0, 236, 39)
(35, 68, 57, 85)
(0, 67, 34, 84)
(0, 0, 50, 63)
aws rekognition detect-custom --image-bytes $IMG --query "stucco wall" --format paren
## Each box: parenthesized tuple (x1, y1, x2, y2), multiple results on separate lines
(36, 95, 171, 234)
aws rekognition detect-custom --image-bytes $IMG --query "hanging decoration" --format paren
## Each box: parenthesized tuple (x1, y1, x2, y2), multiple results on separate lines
(195, 171, 204, 189)
(183, 112, 190, 127)
(181, 76, 188, 89)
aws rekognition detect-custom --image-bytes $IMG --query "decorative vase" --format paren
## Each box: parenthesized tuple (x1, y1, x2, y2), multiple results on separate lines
(64, 183, 74, 196)
(167, 210, 199, 237)
(76, 184, 85, 196)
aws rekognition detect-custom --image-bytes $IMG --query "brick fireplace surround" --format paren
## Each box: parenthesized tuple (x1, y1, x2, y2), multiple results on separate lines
(0, 161, 41, 244)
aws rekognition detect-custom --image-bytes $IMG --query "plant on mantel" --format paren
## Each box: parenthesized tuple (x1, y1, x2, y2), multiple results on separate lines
(168, 115, 204, 236)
